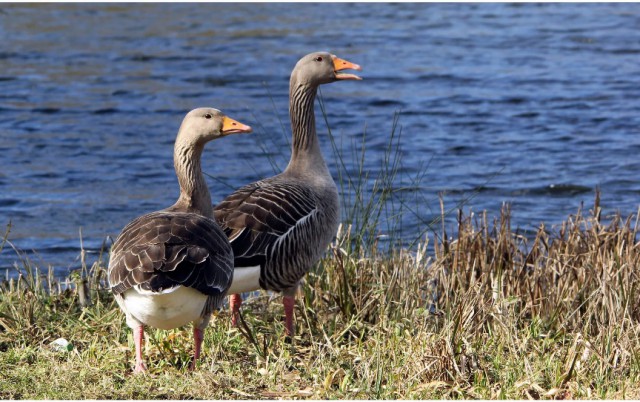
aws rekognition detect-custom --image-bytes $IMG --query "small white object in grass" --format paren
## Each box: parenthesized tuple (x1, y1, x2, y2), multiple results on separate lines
(51, 338, 73, 352)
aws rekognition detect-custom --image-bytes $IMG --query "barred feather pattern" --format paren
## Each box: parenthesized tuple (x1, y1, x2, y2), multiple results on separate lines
(214, 175, 339, 292)
(108, 210, 234, 314)
(214, 64, 342, 295)
(290, 84, 316, 153)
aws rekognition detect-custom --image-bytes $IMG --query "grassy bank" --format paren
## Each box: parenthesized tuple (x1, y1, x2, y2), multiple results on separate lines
(2, 197, 640, 399)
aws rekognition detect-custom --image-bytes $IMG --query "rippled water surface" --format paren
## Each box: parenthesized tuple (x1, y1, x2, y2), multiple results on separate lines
(1, 3, 639, 275)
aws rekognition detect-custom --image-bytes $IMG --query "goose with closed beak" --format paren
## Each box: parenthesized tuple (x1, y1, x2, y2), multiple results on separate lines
(108, 108, 252, 372)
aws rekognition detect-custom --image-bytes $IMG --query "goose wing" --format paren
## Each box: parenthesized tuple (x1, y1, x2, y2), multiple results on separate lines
(213, 180, 317, 268)
(108, 211, 233, 297)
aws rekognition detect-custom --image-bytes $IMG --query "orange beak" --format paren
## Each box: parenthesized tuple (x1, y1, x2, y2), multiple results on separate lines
(222, 116, 252, 135)
(332, 55, 362, 80)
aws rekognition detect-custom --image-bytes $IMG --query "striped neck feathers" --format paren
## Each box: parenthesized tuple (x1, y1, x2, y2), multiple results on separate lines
(286, 83, 328, 174)
(171, 140, 213, 217)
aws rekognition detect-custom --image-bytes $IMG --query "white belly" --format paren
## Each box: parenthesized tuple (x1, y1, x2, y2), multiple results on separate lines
(227, 265, 261, 294)
(122, 286, 207, 330)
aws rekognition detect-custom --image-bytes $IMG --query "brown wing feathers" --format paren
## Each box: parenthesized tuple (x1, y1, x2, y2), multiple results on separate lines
(109, 211, 233, 297)
(214, 179, 317, 268)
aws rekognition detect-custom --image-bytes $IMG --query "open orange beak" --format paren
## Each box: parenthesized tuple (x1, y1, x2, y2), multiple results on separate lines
(332, 55, 362, 80)
(222, 116, 252, 135)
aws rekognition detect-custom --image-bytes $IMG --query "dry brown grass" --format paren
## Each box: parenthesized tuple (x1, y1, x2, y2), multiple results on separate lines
(2, 195, 640, 398)
(301, 194, 640, 398)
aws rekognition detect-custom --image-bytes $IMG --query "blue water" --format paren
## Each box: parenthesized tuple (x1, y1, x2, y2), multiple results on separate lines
(1, 3, 640, 276)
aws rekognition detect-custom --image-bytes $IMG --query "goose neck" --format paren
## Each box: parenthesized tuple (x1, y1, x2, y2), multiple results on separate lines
(172, 140, 213, 217)
(287, 82, 326, 172)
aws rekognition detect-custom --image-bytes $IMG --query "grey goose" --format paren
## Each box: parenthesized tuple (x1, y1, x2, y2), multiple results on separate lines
(108, 108, 252, 373)
(214, 52, 362, 336)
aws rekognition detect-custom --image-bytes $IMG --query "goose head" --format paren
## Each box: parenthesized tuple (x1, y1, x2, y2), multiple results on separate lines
(178, 108, 252, 145)
(291, 51, 362, 87)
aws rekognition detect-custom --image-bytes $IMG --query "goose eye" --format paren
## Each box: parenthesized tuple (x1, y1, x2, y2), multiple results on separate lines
(205, 113, 212, 119)
(314, 56, 323, 62)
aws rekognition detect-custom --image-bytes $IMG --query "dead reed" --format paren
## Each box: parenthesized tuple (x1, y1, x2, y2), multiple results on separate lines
(1, 195, 640, 398)
(300, 193, 640, 398)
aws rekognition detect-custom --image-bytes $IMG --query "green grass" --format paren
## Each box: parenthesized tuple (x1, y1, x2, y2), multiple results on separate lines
(2, 198, 640, 399)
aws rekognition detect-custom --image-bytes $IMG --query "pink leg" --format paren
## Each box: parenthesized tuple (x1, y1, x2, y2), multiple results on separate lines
(133, 325, 147, 373)
(283, 295, 295, 337)
(189, 326, 204, 371)
(229, 293, 242, 327)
